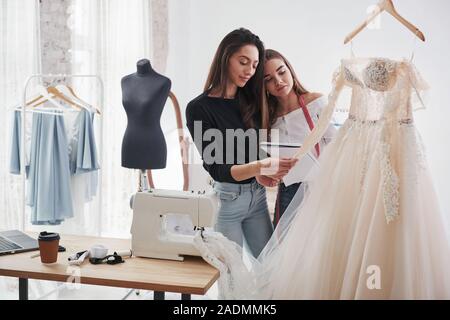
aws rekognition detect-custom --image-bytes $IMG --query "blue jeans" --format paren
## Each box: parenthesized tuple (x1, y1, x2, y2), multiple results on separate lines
(213, 180, 273, 258)
(273, 182, 303, 228)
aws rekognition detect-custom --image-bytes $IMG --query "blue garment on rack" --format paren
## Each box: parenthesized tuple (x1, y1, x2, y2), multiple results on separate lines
(69, 109, 100, 201)
(70, 110, 100, 175)
(9, 110, 30, 176)
(26, 111, 73, 225)
(10, 108, 100, 225)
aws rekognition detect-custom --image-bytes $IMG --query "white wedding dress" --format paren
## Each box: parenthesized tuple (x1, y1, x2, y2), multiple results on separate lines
(193, 57, 450, 299)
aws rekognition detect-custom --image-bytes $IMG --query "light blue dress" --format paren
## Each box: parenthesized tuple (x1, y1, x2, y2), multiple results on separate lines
(27, 111, 73, 225)
(10, 108, 100, 225)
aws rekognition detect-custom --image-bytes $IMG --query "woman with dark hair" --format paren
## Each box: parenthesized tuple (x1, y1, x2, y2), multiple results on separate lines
(264, 49, 337, 227)
(186, 29, 297, 257)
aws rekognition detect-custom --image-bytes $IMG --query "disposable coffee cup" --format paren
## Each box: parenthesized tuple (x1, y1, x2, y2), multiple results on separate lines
(38, 231, 60, 264)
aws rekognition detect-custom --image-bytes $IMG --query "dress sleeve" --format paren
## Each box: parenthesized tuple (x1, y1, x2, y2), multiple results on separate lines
(314, 96, 338, 144)
(407, 62, 430, 111)
(294, 66, 345, 160)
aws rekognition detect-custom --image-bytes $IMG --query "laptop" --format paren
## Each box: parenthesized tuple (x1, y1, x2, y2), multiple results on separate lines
(0, 230, 39, 255)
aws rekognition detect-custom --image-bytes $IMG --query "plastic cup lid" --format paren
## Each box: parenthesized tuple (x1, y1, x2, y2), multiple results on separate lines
(38, 231, 60, 241)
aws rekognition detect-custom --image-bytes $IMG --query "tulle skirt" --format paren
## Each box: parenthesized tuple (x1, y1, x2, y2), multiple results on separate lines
(196, 118, 450, 299)
(259, 118, 450, 299)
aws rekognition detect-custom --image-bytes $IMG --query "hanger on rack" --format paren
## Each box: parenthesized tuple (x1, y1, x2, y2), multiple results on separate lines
(24, 89, 52, 106)
(55, 84, 101, 115)
(25, 94, 45, 106)
(344, 0, 425, 44)
(25, 85, 81, 112)
(30, 85, 83, 111)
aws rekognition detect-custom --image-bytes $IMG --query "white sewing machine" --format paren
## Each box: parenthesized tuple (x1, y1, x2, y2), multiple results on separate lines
(130, 189, 218, 261)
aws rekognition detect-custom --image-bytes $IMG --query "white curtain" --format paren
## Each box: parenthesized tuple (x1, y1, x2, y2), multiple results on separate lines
(0, 0, 46, 300)
(0, 0, 40, 232)
(69, 0, 154, 237)
(1, 0, 161, 299)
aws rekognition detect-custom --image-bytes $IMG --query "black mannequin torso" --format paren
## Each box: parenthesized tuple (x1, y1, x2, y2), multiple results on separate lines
(121, 59, 171, 169)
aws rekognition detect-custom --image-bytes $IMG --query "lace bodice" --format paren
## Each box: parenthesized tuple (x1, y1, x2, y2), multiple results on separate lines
(295, 57, 428, 160)
(345, 58, 397, 92)
(341, 57, 428, 121)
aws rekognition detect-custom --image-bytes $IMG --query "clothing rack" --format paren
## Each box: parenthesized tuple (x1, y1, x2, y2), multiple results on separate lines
(20, 74, 104, 235)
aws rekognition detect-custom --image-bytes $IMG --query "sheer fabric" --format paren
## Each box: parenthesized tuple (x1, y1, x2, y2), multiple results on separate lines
(195, 58, 450, 299)
(0, 0, 55, 300)
(69, 0, 153, 237)
(1, 0, 155, 299)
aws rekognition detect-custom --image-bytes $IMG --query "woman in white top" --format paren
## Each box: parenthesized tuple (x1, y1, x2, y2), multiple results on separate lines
(263, 49, 337, 227)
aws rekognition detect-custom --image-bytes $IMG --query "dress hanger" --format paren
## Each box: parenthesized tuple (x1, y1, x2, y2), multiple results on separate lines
(25, 94, 45, 106)
(55, 84, 102, 115)
(29, 85, 81, 111)
(31, 85, 82, 111)
(344, 0, 425, 44)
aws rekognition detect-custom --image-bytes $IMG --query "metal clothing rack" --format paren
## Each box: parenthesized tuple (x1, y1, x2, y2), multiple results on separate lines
(20, 74, 104, 236)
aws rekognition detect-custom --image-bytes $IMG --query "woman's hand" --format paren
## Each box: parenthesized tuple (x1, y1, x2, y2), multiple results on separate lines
(230, 157, 298, 182)
(257, 157, 298, 180)
(255, 174, 279, 188)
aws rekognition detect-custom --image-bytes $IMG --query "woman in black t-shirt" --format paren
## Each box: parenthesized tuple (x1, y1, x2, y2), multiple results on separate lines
(186, 28, 297, 257)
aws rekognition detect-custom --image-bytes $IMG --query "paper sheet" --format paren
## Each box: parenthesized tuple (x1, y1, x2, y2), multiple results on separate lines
(260, 142, 319, 186)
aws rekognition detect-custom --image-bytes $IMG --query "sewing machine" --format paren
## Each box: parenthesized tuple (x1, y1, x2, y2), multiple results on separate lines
(130, 189, 218, 261)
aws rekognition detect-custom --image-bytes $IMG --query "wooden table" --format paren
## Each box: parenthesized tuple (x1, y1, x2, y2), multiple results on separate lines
(0, 234, 219, 300)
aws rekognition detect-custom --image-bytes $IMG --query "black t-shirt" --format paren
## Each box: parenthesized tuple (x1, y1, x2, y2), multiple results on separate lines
(186, 92, 264, 184)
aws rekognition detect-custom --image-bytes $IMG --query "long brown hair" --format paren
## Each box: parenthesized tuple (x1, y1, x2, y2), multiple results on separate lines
(265, 49, 309, 128)
(204, 28, 268, 130)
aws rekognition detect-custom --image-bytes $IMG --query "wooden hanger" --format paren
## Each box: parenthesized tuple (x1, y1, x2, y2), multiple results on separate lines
(25, 95, 45, 106)
(23, 85, 74, 111)
(344, 0, 425, 44)
(31, 86, 82, 110)
(68, 85, 102, 115)
(56, 84, 102, 115)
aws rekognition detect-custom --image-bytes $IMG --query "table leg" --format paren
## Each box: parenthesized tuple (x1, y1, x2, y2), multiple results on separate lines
(181, 293, 191, 300)
(19, 278, 28, 300)
(154, 291, 165, 300)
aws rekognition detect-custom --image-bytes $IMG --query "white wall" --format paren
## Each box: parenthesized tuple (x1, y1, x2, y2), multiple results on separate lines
(166, 0, 450, 222)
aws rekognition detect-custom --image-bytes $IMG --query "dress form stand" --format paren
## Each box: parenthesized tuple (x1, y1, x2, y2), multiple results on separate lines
(139, 169, 151, 191)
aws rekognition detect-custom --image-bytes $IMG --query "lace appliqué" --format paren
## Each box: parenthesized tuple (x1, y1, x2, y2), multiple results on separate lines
(344, 67, 364, 87)
(379, 127, 400, 224)
(348, 115, 381, 190)
(363, 59, 397, 92)
(359, 143, 371, 191)
(400, 124, 428, 187)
